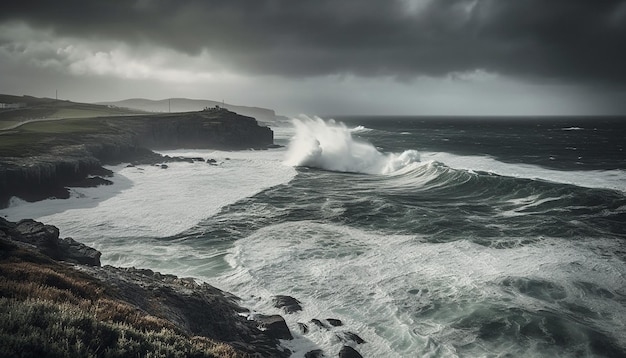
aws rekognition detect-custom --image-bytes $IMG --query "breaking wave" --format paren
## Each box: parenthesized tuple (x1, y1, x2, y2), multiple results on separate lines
(284, 115, 420, 174)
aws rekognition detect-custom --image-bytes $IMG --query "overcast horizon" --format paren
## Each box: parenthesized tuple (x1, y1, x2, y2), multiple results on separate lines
(2, 0, 626, 116)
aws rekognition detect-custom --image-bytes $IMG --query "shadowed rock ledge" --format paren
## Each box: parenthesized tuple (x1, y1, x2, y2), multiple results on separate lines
(0, 217, 292, 357)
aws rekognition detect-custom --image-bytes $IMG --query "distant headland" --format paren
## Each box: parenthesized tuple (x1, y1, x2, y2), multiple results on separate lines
(0, 94, 276, 208)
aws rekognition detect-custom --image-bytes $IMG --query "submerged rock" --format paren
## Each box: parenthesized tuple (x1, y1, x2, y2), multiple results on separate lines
(298, 322, 310, 334)
(327, 318, 343, 327)
(305, 349, 325, 357)
(336, 331, 366, 345)
(254, 314, 293, 340)
(338, 345, 363, 358)
(311, 318, 329, 329)
(273, 295, 303, 313)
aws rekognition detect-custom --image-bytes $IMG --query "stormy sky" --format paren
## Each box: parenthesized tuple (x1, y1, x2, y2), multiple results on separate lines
(1, 0, 626, 115)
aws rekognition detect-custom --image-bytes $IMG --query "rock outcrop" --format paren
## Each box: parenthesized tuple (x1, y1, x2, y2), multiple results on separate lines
(1, 217, 101, 266)
(0, 110, 274, 208)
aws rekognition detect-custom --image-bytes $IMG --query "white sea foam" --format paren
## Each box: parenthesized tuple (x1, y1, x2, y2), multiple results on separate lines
(216, 221, 626, 357)
(0, 149, 296, 240)
(422, 151, 626, 193)
(284, 115, 420, 174)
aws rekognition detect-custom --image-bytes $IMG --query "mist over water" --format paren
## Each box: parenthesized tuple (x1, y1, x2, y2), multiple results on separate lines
(2, 115, 625, 357)
(285, 115, 420, 174)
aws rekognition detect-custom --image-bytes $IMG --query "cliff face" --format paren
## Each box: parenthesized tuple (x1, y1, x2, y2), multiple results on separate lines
(0, 110, 274, 207)
(117, 111, 273, 150)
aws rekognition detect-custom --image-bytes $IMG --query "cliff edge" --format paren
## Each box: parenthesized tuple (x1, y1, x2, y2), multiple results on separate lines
(0, 109, 274, 208)
(0, 217, 291, 357)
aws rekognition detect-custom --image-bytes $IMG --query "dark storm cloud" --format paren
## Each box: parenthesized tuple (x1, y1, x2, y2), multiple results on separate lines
(2, 0, 626, 85)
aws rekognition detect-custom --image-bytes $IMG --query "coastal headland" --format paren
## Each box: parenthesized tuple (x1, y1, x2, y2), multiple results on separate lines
(0, 95, 367, 357)
(0, 97, 273, 208)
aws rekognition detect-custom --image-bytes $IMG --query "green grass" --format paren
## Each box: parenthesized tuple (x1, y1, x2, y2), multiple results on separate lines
(0, 120, 20, 130)
(20, 118, 113, 134)
(0, 117, 119, 157)
(0, 244, 244, 358)
(0, 299, 240, 358)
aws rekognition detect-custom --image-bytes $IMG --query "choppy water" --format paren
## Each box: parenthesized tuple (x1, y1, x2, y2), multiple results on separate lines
(2, 116, 626, 357)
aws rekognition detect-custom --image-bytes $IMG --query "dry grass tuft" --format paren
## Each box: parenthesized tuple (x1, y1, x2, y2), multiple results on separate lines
(0, 247, 247, 357)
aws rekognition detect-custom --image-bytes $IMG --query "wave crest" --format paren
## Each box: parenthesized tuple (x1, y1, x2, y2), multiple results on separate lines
(284, 115, 420, 174)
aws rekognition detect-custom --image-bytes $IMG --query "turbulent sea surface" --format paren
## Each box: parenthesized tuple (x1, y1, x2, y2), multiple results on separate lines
(3, 116, 626, 357)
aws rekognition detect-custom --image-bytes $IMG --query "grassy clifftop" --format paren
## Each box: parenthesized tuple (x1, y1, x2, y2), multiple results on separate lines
(0, 105, 274, 207)
(0, 94, 145, 130)
(0, 239, 243, 357)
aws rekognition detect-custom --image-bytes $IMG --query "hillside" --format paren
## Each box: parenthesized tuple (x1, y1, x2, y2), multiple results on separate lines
(0, 107, 274, 207)
(0, 94, 145, 130)
(98, 98, 278, 123)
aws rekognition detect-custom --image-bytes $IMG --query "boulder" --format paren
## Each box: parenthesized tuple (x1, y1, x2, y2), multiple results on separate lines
(338, 346, 363, 358)
(58, 237, 101, 266)
(272, 295, 303, 313)
(2, 218, 101, 266)
(327, 318, 343, 327)
(336, 331, 366, 345)
(255, 314, 293, 340)
(311, 319, 329, 329)
(14, 219, 60, 249)
(305, 349, 325, 358)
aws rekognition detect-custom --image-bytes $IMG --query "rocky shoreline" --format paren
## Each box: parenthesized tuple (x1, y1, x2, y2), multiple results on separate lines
(0, 217, 367, 357)
(1, 216, 290, 357)
(0, 109, 368, 357)
(0, 109, 274, 208)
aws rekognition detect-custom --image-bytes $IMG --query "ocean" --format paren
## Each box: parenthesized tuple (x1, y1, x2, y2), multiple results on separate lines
(2, 115, 626, 357)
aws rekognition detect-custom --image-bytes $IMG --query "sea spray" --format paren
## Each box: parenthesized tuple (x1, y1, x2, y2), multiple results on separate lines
(284, 115, 420, 174)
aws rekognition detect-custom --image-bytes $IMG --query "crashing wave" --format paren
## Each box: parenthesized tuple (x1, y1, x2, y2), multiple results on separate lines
(284, 115, 420, 174)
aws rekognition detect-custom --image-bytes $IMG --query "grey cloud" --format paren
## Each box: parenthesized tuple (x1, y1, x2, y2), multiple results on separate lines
(2, 0, 626, 86)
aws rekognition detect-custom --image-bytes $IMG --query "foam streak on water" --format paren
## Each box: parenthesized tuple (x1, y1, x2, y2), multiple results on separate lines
(216, 222, 626, 357)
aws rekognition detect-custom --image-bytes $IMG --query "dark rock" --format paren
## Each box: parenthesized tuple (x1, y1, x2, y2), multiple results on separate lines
(339, 346, 363, 358)
(273, 295, 303, 313)
(327, 318, 343, 327)
(126, 163, 135, 167)
(5, 219, 102, 266)
(58, 237, 101, 266)
(305, 349, 325, 358)
(298, 322, 310, 334)
(311, 319, 329, 329)
(84, 265, 291, 357)
(160, 164, 168, 169)
(336, 331, 366, 345)
(206, 158, 217, 164)
(177, 157, 194, 163)
(68, 176, 113, 188)
(267, 144, 284, 149)
(191, 157, 204, 162)
(14, 219, 60, 249)
(254, 314, 293, 340)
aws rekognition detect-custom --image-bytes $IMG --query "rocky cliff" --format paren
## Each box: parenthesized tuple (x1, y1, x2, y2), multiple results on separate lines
(0, 109, 274, 208)
(0, 217, 291, 357)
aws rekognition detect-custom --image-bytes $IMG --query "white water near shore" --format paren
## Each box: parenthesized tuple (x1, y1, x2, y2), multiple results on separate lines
(1, 149, 296, 241)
